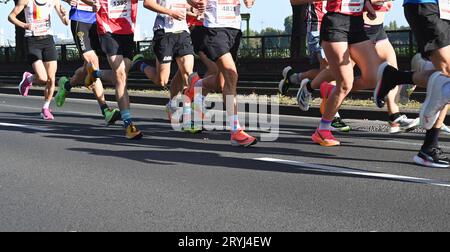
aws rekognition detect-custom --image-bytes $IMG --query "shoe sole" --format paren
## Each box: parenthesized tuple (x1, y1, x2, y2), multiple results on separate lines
(40, 113, 54, 121)
(331, 126, 351, 133)
(373, 62, 389, 108)
(413, 155, 449, 169)
(127, 132, 143, 140)
(19, 72, 30, 96)
(297, 79, 311, 111)
(279, 79, 287, 95)
(312, 134, 340, 147)
(420, 72, 442, 130)
(231, 139, 258, 147)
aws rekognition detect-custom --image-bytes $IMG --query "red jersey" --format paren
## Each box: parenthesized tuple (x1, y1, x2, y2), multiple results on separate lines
(326, 0, 365, 16)
(372, 1, 393, 12)
(187, 15, 204, 27)
(97, 0, 138, 35)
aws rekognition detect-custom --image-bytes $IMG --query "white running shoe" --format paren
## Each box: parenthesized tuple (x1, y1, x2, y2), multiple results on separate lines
(389, 115, 420, 134)
(441, 124, 450, 135)
(296, 78, 312, 111)
(420, 72, 449, 130)
(279, 66, 296, 95)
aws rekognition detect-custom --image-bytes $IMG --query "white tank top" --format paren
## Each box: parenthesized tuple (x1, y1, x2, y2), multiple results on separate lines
(153, 0, 189, 33)
(24, 0, 54, 37)
(204, 0, 241, 30)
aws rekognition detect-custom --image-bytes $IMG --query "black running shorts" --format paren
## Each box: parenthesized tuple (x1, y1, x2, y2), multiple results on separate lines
(202, 27, 242, 62)
(71, 20, 101, 54)
(99, 32, 135, 60)
(320, 12, 369, 44)
(404, 3, 450, 59)
(153, 30, 194, 64)
(364, 24, 389, 43)
(190, 25, 205, 55)
(25, 35, 58, 65)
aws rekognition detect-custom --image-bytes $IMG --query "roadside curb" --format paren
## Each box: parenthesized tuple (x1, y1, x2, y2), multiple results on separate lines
(0, 87, 431, 123)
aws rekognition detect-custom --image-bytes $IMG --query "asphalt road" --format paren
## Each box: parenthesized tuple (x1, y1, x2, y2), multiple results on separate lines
(0, 93, 449, 232)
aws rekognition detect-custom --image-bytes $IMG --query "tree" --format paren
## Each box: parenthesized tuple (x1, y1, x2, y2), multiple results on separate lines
(284, 15, 293, 35)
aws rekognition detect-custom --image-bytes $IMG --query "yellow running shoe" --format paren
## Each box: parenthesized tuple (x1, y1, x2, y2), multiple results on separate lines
(125, 123, 143, 140)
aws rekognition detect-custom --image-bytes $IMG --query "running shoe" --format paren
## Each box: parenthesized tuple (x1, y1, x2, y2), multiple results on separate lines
(55, 76, 70, 107)
(19, 72, 33, 97)
(41, 108, 54, 121)
(104, 108, 121, 125)
(441, 124, 450, 135)
(166, 102, 183, 123)
(331, 117, 351, 132)
(411, 53, 426, 72)
(420, 72, 448, 130)
(131, 54, 145, 72)
(319, 82, 334, 115)
(183, 121, 203, 134)
(231, 130, 258, 147)
(125, 123, 143, 140)
(414, 148, 449, 168)
(374, 62, 398, 108)
(389, 115, 420, 134)
(312, 129, 340, 147)
(279, 66, 297, 95)
(84, 63, 97, 89)
(296, 78, 312, 111)
(397, 84, 416, 105)
(185, 73, 201, 102)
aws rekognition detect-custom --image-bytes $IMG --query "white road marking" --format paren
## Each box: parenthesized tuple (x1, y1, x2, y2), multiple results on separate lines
(0, 122, 52, 132)
(254, 157, 450, 188)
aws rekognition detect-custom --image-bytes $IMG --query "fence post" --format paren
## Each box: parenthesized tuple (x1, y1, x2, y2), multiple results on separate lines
(5, 47, 10, 63)
(61, 44, 67, 62)
(409, 30, 414, 58)
(261, 37, 266, 59)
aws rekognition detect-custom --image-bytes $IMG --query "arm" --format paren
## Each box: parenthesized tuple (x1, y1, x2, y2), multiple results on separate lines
(187, 0, 205, 12)
(143, 0, 186, 21)
(54, 0, 70, 25)
(8, 0, 31, 30)
(290, 0, 320, 5)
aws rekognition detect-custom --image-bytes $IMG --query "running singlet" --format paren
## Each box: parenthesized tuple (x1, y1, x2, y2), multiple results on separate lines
(204, 0, 242, 30)
(70, 0, 96, 24)
(24, 0, 54, 37)
(326, 0, 365, 16)
(371, 1, 392, 12)
(96, 0, 138, 35)
(439, 0, 450, 20)
(153, 0, 189, 33)
(307, 1, 327, 33)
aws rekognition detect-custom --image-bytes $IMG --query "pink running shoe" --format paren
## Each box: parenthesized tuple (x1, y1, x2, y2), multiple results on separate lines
(41, 108, 54, 121)
(19, 72, 33, 97)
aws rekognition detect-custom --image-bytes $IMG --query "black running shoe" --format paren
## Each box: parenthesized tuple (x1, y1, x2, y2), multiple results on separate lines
(374, 62, 399, 108)
(331, 117, 351, 132)
(414, 148, 450, 168)
(279, 66, 296, 95)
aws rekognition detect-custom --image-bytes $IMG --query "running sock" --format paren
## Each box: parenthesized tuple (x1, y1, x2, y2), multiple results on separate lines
(92, 70, 103, 79)
(27, 74, 35, 83)
(386, 65, 414, 86)
(422, 128, 441, 152)
(100, 103, 109, 116)
(64, 79, 72, 92)
(319, 118, 333, 131)
(306, 81, 315, 93)
(335, 112, 340, 119)
(121, 109, 133, 128)
(389, 113, 402, 122)
(43, 101, 51, 110)
(229, 115, 241, 133)
(139, 63, 149, 73)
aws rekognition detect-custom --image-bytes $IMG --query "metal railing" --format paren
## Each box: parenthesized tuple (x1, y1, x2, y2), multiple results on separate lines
(0, 30, 416, 63)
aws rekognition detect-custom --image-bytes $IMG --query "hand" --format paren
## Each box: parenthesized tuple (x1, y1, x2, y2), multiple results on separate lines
(69, 0, 78, 6)
(365, 0, 377, 20)
(244, 0, 255, 8)
(170, 9, 186, 21)
(191, 0, 206, 13)
(23, 23, 34, 31)
(60, 5, 68, 16)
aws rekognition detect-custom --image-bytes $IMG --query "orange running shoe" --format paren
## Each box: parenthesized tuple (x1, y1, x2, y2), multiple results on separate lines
(319, 82, 335, 115)
(184, 73, 201, 102)
(312, 129, 340, 147)
(231, 130, 258, 147)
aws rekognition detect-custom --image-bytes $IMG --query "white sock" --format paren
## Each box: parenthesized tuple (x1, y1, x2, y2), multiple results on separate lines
(27, 75, 35, 83)
(423, 61, 435, 71)
(335, 112, 340, 118)
(43, 101, 50, 109)
(229, 115, 241, 132)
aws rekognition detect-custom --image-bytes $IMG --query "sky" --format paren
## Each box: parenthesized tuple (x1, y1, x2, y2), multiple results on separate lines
(0, 0, 408, 43)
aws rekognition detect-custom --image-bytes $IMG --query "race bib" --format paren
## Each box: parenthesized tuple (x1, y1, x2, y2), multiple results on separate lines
(217, 0, 240, 24)
(33, 19, 51, 36)
(77, 0, 94, 12)
(108, 0, 132, 19)
(439, 0, 450, 21)
(341, 0, 364, 14)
